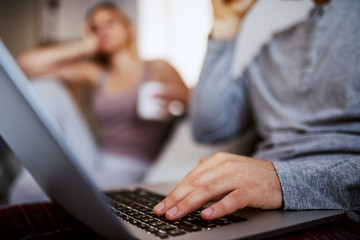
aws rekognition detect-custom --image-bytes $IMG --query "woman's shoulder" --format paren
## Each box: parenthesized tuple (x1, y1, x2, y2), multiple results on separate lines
(146, 59, 167, 69)
(144, 59, 186, 87)
(146, 59, 178, 77)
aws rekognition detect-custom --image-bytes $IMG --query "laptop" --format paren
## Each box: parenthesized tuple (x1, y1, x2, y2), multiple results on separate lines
(0, 39, 345, 240)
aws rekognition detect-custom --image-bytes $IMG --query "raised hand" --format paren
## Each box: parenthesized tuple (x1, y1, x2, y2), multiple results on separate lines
(211, 0, 257, 39)
(213, 0, 257, 20)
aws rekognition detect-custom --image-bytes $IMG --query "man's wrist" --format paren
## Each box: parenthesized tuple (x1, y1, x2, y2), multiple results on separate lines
(269, 162, 284, 209)
(211, 18, 243, 40)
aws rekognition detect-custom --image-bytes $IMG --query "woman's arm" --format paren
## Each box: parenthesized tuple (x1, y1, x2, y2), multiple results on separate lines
(17, 36, 101, 84)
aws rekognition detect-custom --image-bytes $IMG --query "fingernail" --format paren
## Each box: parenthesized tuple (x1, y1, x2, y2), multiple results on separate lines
(202, 207, 214, 217)
(167, 207, 178, 217)
(154, 202, 165, 212)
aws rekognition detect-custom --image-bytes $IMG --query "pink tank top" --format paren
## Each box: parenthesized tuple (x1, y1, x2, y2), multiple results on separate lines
(93, 63, 172, 162)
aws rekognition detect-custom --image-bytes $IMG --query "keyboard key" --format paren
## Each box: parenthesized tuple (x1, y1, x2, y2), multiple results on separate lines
(167, 229, 186, 236)
(177, 223, 202, 232)
(122, 215, 131, 221)
(148, 227, 158, 234)
(129, 218, 139, 225)
(210, 218, 231, 226)
(149, 221, 164, 227)
(182, 216, 199, 222)
(140, 200, 155, 207)
(136, 207, 151, 213)
(155, 231, 169, 239)
(186, 219, 216, 228)
(137, 222, 150, 231)
(188, 212, 201, 218)
(157, 224, 175, 232)
(126, 210, 139, 216)
(166, 220, 183, 226)
(132, 213, 147, 220)
(153, 215, 167, 221)
(141, 218, 156, 223)
(224, 215, 247, 223)
(143, 210, 156, 216)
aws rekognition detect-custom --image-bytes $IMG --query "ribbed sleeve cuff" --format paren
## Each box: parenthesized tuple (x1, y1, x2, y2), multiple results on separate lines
(272, 160, 303, 211)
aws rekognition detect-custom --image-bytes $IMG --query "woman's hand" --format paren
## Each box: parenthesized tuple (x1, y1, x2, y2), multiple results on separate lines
(82, 25, 100, 55)
(150, 60, 190, 117)
(154, 82, 189, 117)
(82, 35, 99, 55)
(211, 0, 257, 40)
(153, 152, 283, 221)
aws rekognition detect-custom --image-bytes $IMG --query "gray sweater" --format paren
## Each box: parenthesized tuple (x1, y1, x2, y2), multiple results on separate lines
(191, 0, 360, 222)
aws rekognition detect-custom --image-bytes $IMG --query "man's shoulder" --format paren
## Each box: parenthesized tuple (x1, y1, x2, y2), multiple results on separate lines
(256, 20, 307, 61)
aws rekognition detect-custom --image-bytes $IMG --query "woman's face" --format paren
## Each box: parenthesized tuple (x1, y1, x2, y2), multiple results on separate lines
(90, 9, 130, 54)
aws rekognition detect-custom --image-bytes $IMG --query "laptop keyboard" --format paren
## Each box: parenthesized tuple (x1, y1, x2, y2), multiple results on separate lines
(105, 188, 246, 239)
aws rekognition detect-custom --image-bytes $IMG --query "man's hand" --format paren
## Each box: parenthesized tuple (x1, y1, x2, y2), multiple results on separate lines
(211, 0, 257, 40)
(153, 152, 283, 221)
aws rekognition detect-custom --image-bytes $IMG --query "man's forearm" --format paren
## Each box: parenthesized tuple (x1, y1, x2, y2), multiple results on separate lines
(191, 39, 251, 143)
(273, 157, 360, 222)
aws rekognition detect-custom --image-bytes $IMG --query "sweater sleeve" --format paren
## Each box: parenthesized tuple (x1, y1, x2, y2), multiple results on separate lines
(190, 39, 252, 143)
(273, 157, 360, 222)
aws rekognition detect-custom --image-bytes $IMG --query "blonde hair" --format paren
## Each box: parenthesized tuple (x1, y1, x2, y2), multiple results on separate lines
(86, 2, 137, 65)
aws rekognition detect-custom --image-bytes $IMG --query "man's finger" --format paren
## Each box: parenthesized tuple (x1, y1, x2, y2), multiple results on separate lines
(199, 157, 207, 164)
(154, 159, 234, 216)
(153, 153, 232, 216)
(164, 177, 238, 220)
(184, 152, 228, 180)
(200, 188, 251, 220)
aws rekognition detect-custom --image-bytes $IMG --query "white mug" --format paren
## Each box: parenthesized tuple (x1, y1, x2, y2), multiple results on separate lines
(137, 81, 169, 121)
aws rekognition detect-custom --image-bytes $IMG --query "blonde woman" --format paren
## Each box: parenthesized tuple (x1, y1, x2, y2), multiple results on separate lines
(12, 2, 189, 203)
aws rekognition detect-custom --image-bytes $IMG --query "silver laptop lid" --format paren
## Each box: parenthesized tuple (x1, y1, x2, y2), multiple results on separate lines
(0, 39, 130, 239)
